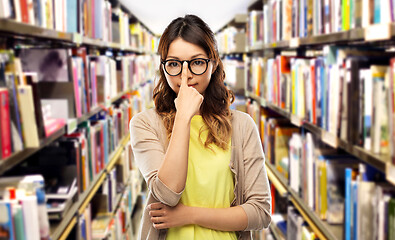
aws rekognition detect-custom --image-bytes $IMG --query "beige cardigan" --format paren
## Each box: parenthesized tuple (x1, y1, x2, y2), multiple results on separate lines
(129, 108, 272, 240)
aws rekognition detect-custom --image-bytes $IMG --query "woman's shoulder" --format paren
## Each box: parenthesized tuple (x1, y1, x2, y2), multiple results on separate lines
(230, 109, 255, 125)
(130, 108, 161, 128)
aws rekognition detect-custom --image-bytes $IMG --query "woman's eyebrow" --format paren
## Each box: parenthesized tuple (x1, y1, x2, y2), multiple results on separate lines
(166, 53, 206, 60)
(167, 56, 180, 60)
(191, 53, 205, 58)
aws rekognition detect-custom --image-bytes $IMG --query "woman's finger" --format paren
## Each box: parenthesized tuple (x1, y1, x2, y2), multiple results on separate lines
(180, 62, 188, 87)
(150, 216, 164, 224)
(149, 210, 163, 217)
(148, 202, 163, 210)
(153, 222, 168, 230)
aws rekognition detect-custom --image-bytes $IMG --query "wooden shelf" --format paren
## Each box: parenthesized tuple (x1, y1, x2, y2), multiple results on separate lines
(0, 127, 66, 175)
(50, 135, 130, 240)
(0, 19, 73, 42)
(251, 23, 395, 50)
(247, 43, 264, 53)
(246, 92, 390, 174)
(268, 222, 285, 240)
(0, 19, 143, 52)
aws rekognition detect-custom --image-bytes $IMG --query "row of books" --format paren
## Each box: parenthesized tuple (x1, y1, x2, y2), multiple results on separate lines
(222, 56, 245, 93)
(245, 55, 264, 97)
(246, 10, 264, 48)
(243, 47, 395, 158)
(0, 0, 158, 51)
(0, 175, 51, 240)
(246, 103, 395, 239)
(0, 48, 157, 159)
(76, 138, 143, 240)
(216, 27, 247, 54)
(288, 131, 395, 240)
(260, 0, 395, 43)
(251, 208, 316, 240)
(0, 94, 145, 239)
(130, 22, 159, 54)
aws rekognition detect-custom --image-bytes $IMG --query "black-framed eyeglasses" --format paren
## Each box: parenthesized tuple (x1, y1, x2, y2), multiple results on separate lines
(161, 58, 211, 76)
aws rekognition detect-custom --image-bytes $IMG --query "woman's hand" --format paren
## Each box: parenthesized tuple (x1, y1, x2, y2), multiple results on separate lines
(148, 202, 193, 229)
(174, 62, 204, 120)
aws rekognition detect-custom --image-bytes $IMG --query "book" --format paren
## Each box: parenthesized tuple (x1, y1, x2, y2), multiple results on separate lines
(0, 201, 15, 240)
(325, 157, 358, 224)
(4, 73, 24, 154)
(287, 206, 304, 240)
(0, 88, 12, 158)
(20, 195, 41, 240)
(17, 85, 40, 148)
(25, 72, 46, 139)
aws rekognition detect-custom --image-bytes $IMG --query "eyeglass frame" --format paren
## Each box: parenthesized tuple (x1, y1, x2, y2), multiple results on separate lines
(161, 58, 211, 76)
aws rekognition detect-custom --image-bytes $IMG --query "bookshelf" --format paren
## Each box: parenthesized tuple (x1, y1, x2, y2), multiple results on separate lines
(0, 18, 154, 54)
(51, 134, 130, 240)
(266, 162, 342, 240)
(0, 1, 157, 239)
(262, 24, 395, 50)
(246, 90, 390, 177)
(222, 0, 395, 239)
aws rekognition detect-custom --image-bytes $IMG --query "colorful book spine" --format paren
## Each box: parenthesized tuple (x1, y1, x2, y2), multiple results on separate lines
(345, 168, 352, 240)
(0, 201, 15, 240)
(0, 89, 12, 158)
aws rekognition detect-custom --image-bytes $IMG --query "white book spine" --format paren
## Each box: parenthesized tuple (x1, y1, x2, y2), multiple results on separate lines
(21, 196, 40, 240)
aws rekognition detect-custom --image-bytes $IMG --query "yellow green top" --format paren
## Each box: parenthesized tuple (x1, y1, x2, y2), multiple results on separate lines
(166, 115, 237, 240)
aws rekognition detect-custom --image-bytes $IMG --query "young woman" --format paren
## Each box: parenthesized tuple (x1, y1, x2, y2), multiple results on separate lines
(130, 14, 271, 240)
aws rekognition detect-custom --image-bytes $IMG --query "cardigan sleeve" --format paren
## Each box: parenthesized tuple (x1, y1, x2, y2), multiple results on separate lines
(129, 111, 183, 207)
(239, 114, 272, 231)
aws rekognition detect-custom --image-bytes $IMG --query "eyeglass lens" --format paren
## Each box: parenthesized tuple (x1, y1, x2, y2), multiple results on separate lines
(164, 59, 208, 76)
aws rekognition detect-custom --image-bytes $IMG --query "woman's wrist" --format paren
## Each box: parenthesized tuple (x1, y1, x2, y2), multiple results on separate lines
(188, 206, 198, 225)
(175, 112, 193, 124)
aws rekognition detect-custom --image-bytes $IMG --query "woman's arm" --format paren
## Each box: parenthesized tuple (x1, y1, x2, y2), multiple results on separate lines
(157, 62, 203, 193)
(130, 62, 203, 204)
(148, 202, 248, 231)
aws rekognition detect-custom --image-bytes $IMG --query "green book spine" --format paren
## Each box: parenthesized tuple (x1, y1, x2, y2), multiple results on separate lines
(14, 205, 26, 240)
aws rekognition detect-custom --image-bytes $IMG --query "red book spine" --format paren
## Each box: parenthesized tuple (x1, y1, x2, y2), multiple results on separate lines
(19, 0, 29, 23)
(0, 90, 12, 159)
(311, 60, 316, 125)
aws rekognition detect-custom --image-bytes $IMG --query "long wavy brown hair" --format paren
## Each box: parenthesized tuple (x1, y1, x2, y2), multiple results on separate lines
(153, 14, 234, 150)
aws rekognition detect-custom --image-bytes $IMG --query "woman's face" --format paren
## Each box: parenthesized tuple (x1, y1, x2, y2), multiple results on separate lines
(163, 37, 214, 95)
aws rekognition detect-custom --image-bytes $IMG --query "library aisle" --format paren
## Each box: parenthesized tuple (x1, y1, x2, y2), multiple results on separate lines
(1, 0, 395, 239)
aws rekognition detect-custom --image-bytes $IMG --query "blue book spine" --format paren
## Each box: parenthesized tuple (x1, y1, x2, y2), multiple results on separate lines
(8, 74, 23, 147)
(80, 217, 86, 240)
(320, 61, 326, 129)
(304, 0, 307, 37)
(374, 0, 381, 24)
(315, 59, 322, 127)
(0, 202, 15, 240)
(345, 168, 352, 240)
(66, 0, 78, 33)
(352, 181, 358, 240)
(325, 65, 331, 131)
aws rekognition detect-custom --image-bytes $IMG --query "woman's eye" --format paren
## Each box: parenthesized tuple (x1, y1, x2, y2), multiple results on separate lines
(168, 61, 180, 68)
(192, 60, 204, 66)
